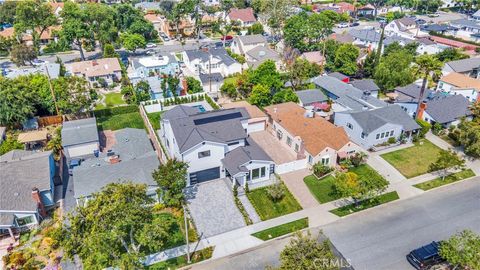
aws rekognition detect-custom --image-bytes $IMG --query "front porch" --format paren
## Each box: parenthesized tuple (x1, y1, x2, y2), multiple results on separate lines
(225, 171, 278, 190)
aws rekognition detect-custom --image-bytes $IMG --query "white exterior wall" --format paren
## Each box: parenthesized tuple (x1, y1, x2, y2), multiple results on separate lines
(247, 119, 266, 133)
(64, 142, 99, 159)
(182, 52, 242, 77)
(395, 102, 418, 117)
(244, 160, 274, 183)
(437, 81, 479, 102)
(182, 141, 227, 185)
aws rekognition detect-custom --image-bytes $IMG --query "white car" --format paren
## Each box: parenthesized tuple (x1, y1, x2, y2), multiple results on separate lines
(146, 43, 157, 48)
(337, 22, 349, 28)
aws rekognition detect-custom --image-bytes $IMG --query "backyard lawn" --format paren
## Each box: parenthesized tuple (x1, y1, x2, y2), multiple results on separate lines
(304, 164, 385, 204)
(97, 111, 145, 131)
(329, 191, 400, 217)
(247, 184, 302, 221)
(252, 218, 308, 241)
(105, 93, 126, 107)
(414, 169, 475, 191)
(380, 139, 442, 178)
(303, 175, 341, 203)
(147, 112, 162, 130)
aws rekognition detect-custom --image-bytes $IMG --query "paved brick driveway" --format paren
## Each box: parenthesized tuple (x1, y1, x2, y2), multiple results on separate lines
(280, 169, 319, 209)
(186, 179, 246, 238)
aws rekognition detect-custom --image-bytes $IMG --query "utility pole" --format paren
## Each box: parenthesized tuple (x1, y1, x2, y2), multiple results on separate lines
(45, 65, 60, 115)
(183, 205, 191, 264)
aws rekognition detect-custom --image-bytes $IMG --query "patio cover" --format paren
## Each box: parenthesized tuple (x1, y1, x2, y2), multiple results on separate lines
(17, 130, 48, 143)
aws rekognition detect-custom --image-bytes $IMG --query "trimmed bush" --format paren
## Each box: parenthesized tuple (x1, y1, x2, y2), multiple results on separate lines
(416, 119, 431, 138)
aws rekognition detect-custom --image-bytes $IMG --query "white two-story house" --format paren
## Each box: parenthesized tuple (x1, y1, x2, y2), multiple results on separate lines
(160, 105, 274, 187)
(183, 47, 243, 77)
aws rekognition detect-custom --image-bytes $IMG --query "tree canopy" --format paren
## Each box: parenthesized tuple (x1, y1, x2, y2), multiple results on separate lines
(374, 50, 414, 91)
(152, 159, 188, 208)
(332, 43, 359, 76)
(429, 149, 465, 180)
(439, 230, 480, 270)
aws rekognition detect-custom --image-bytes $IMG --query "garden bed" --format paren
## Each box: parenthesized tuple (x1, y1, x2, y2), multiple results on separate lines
(414, 169, 475, 191)
(252, 218, 308, 241)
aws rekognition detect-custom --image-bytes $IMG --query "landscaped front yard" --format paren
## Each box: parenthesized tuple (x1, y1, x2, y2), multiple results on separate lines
(414, 169, 476, 191)
(380, 139, 443, 178)
(247, 184, 302, 221)
(97, 111, 145, 131)
(304, 164, 386, 204)
(252, 218, 308, 241)
(329, 191, 400, 217)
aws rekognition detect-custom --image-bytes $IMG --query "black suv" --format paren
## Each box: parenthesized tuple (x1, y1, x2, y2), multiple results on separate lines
(406, 241, 445, 269)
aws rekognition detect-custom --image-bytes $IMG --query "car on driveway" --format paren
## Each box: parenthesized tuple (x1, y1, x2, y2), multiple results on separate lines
(146, 43, 157, 48)
(406, 241, 445, 269)
(337, 22, 349, 28)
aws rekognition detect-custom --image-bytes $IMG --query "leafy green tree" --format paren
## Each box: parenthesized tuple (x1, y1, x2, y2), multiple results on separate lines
(220, 81, 238, 99)
(84, 3, 118, 46)
(334, 170, 388, 206)
(56, 183, 175, 269)
(361, 50, 376, 78)
(121, 33, 146, 53)
(134, 81, 152, 104)
(103, 43, 119, 58)
(249, 84, 272, 107)
(59, 1, 90, 61)
(374, 50, 414, 91)
(429, 149, 466, 180)
(272, 89, 299, 104)
(333, 44, 359, 76)
(14, 0, 57, 49)
(439, 230, 480, 270)
(435, 47, 469, 62)
(152, 159, 188, 207)
(247, 60, 283, 93)
(56, 56, 67, 77)
(416, 0, 443, 13)
(128, 18, 157, 41)
(322, 39, 340, 71)
(53, 76, 94, 115)
(0, 136, 24, 155)
(412, 54, 442, 118)
(10, 43, 37, 66)
(0, 1, 17, 25)
(167, 75, 180, 97)
(269, 231, 338, 270)
(0, 36, 15, 56)
(186, 77, 203, 93)
(252, 0, 294, 38)
(248, 22, 264, 35)
(0, 76, 35, 126)
(169, 0, 195, 40)
(286, 57, 323, 91)
(46, 126, 62, 161)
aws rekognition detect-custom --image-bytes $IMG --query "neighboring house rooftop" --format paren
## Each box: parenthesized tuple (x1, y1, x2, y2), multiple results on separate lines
(5, 63, 60, 79)
(222, 138, 272, 176)
(312, 75, 387, 111)
(349, 79, 380, 93)
(221, 101, 267, 119)
(135, 2, 162, 10)
(163, 106, 250, 153)
(300, 51, 325, 65)
(246, 46, 280, 68)
(349, 28, 381, 43)
(0, 150, 52, 214)
(445, 57, 480, 73)
(296, 89, 328, 105)
(328, 72, 349, 81)
(440, 72, 480, 91)
(73, 128, 159, 198)
(264, 102, 352, 156)
(236, 34, 267, 45)
(228, 8, 256, 23)
(329, 32, 355, 44)
(132, 54, 177, 69)
(340, 105, 420, 134)
(67, 58, 121, 78)
(61, 118, 99, 147)
(421, 24, 457, 32)
(199, 73, 224, 84)
(185, 47, 237, 67)
(450, 19, 480, 30)
(394, 83, 433, 103)
(394, 17, 417, 29)
(425, 95, 472, 124)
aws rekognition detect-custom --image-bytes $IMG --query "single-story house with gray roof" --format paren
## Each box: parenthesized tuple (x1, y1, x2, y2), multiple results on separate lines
(442, 57, 480, 78)
(334, 105, 420, 149)
(199, 72, 224, 94)
(417, 94, 473, 128)
(349, 79, 380, 98)
(0, 150, 55, 237)
(62, 117, 100, 159)
(72, 128, 160, 205)
(296, 89, 329, 108)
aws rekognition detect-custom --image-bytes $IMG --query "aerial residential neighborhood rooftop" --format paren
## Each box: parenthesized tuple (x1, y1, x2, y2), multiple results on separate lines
(1, 1, 480, 270)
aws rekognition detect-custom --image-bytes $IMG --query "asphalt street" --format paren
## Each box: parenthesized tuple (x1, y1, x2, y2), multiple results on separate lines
(192, 178, 480, 270)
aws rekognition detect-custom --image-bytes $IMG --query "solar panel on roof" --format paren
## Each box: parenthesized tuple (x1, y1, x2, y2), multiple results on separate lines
(193, 112, 243, 125)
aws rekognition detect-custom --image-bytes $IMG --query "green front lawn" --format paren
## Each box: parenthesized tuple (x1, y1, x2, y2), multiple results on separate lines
(303, 165, 385, 204)
(146, 246, 214, 270)
(247, 184, 302, 221)
(304, 175, 341, 203)
(97, 111, 145, 131)
(414, 169, 476, 191)
(252, 218, 308, 241)
(329, 191, 400, 217)
(380, 140, 443, 178)
(147, 112, 162, 130)
(105, 93, 126, 107)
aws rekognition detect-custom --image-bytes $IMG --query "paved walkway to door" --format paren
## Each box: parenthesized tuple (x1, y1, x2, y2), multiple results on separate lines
(280, 169, 319, 209)
(186, 179, 246, 238)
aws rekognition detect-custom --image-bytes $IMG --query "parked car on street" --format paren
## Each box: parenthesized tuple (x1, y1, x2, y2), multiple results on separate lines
(406, 241, 445, 270)
(416, 19, 427, 25)
(146, 43, 157, 48)
(337, 22, 349, 28)
(350, 22, 360, 27)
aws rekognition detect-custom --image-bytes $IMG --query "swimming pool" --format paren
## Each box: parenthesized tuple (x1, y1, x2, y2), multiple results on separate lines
(192, 105, 207, 112)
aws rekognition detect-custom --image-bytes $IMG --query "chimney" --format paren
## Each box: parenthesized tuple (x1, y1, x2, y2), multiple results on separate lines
(417, 101, 427, 120)
(32, 188, 47, 218)
(181, 79, 188, 96)
(92, 60, 98, 66)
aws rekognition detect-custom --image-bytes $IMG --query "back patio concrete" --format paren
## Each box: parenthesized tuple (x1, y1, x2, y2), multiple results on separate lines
(250, 131, 297, 164)
(186, 179, 246, 238)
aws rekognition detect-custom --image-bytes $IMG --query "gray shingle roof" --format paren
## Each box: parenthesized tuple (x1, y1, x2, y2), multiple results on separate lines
(62, 118, 99, 147)
(0, 150, 53, 213)
(5, 63, 60, 79)
(349, 29, 381, 43)
(199, 73, 224, 84)
(342, 105, 420, 134)
(311, 75, 387, 111)
(164, 106, 250, 153)
(450, 19, 480, 30)
(73, 129, 160, 198)
(246, 46, 280, 63)
(394, 83, 433, 103)
(446, 57, 480, 73)
(237, 34, 267, 45)
(296, 89, 328, 105)
(185, 47, 237, 66)
(349, 79, 380, 92)
(425, 95, 472, 124)
(421, 24, 457, 32)
(222, 138, 272, 176)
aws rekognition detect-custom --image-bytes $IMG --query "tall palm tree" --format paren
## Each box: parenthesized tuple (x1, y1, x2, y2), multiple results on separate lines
(412, 54, 443, 119)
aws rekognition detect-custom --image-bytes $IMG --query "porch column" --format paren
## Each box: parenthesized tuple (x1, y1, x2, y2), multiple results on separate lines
(243, 175, 247, 189)
(8, 227, 14, 240)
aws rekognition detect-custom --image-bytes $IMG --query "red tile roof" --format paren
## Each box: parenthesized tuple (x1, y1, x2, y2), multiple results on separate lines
(228, 8, 256, 23)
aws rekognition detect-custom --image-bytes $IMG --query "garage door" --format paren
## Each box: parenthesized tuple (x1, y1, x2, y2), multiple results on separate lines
(190, 167, 220, 185)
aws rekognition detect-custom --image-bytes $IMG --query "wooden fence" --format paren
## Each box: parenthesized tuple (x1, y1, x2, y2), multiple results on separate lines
(38, 115, 63, 127)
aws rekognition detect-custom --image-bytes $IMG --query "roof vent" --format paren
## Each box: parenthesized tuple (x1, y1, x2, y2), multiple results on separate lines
(258, 50, 266, 56)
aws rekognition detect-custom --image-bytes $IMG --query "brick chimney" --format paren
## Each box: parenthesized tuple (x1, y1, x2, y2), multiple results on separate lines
(32, 188, 47, 218)
(417, 101, 427, 120)
(181, 79, 188, 96)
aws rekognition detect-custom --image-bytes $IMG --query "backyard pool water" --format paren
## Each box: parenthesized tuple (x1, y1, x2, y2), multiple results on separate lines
(193, 105, 207, 112)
